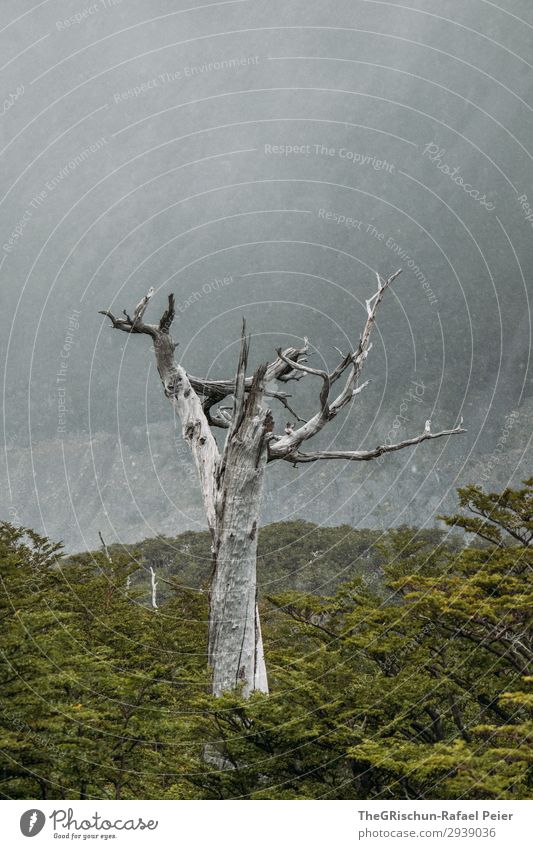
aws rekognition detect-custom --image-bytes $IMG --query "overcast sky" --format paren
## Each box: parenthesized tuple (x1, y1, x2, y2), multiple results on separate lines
(1, 0, 531, 549)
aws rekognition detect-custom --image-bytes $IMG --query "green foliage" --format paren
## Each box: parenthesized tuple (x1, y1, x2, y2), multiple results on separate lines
(1, 481, 531, 799)
(113, 521, 441, 603)
(0, 523, 207, 799)
(185, 481, 532, 799)
(440, 478, 533, 547)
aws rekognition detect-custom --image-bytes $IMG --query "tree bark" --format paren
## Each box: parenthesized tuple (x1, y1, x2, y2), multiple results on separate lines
(158, 329, 270, 695)
(209, 352, 271, 696)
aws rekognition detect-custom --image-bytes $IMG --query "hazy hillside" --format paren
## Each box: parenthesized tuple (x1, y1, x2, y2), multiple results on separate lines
(2, 396, 530, 551)
(75, 520, 464, 608)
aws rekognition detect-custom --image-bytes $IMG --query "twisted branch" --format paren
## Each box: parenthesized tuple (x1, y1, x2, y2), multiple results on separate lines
(277, 424, 466, 465)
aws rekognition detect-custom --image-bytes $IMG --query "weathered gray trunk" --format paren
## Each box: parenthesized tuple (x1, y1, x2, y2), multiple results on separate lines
(158, 343, 269, 696)
(208, 358, 270, 696)
(209, 421, 268, 696)
(155, 327, 269, 696)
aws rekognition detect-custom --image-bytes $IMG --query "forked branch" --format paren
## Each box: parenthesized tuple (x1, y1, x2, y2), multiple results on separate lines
(269, 269, 403, 456)
(99, 288, 174, 339)
(268, 269, 465, 462)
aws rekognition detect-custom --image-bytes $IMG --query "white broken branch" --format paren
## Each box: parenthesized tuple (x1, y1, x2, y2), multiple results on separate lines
(150, 566, 158, 609)
(279, 424, 467, 464)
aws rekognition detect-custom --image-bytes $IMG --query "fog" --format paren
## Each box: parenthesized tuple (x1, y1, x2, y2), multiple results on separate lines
(1, 0, 531, 549)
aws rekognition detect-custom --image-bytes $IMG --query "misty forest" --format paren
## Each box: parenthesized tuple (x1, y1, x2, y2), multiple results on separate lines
(1, 0, 532, 802)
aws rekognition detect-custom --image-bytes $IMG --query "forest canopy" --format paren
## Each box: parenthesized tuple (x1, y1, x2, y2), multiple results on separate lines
(0, 480, 531, 800)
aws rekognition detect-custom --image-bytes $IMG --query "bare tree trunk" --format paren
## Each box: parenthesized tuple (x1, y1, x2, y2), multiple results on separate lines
(150, 311, 269, 695)
(209, 490, 267, 696)
(208, 352, 271, 695)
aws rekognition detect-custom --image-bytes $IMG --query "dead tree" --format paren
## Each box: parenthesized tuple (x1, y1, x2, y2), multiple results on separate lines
(99, 270, 465, 697)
